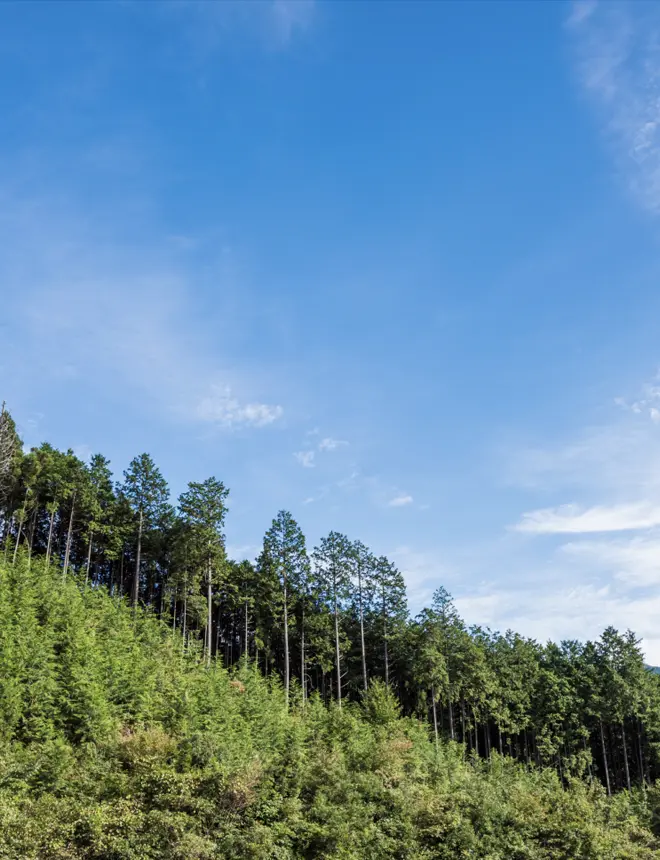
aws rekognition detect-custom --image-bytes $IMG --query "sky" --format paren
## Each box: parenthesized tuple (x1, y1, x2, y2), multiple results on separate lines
(4, 0, 660, 658)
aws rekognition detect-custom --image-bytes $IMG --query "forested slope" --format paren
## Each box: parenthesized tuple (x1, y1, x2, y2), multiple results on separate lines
(3, 404, 660, 856)
(0, 555, 659, 860)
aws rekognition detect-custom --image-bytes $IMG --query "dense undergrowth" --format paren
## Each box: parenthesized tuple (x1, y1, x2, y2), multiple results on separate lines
(0, 556, 659, 859)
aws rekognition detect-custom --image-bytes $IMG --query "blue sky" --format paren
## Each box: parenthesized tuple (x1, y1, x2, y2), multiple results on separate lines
(4, 0, 660, 657)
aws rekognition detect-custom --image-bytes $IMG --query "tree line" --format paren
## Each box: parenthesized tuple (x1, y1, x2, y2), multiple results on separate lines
(1, 402, 659, 795)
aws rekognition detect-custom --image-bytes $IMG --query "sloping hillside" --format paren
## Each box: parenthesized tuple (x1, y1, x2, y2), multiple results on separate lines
(0, 556, 658, 859)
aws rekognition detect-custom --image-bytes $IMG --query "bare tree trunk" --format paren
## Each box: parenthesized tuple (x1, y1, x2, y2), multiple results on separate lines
(3, 516, 14, 562)
(622, 721, 631, 791)
(473, 708, 479, 757)
(12, 517, 24, 565)
(215, 602, 222, 661)
(431, 685, 439, 751)
(119, 549, 125, 596)
(26, 506, 37, 569)
(583, 734, 593, 783)
(244, 593, 249, 658)
(62, 493, 76, 579)
(283, 563, 290, 705)
(448, 693, 455, 740)
(334, 577, 342, 708)
(600, 719, 612, 796)
(84, 529, 94, 585)
(132, 509, 143, 608)
(206, 559, 212, 666)
(636, 718, 646, 786)
(182, 594, 187, 654)
(358, 562, 367, 692)
(45, 508, 56, 570)
(301, 600, 306, 705)
(382, 584, 389, 688)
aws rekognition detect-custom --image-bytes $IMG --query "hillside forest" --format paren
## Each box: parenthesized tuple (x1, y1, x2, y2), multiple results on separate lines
(2, 402, 660, 858)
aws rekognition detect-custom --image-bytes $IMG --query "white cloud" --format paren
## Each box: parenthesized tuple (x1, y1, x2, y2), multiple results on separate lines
(318, 437, 348, 451)
(561, 534, 660, 586)
(514, 501, 660, 534)
(294, 450, 315, 468)
(388, 494, 413, 508)
(197, 386, 283, 428)
(615, 377, 660, 421)
(455, 581, 660, 664)
(570, 0, 660, 211)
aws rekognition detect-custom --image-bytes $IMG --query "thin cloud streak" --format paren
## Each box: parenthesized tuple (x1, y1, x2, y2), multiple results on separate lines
(514, 502, 660, 534)
(388, 494, 413, 508)
(570, 0, 660, 212)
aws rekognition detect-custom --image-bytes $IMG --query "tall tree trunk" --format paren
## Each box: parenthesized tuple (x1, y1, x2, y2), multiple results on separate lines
(382, 583, 389, 688)
(26, 506, 37, 569)
(636, 718, 646, 786)
(132, 509, 143, 608)
(45, 508, 56, 570)
(600, 719, 612, 796)
(448, 693, 455, 740)
(215, 602, 222, 660)
(473, 708, 479, 757)
(282, 563, 290, 705)
(358, 562, 367, 692)
(62, 492, 76, 579)
(244, 592, 249, 658)
(621, 720, 631, 791)
(431, 685, 439, 751)
(583, 734, 593, 783)
(206, 558, 212, 666)
(119, 548, 125, 596)
(85, 529, 94, 585)
(498, 726, 503, 756)
(12, 518, 23, 565)
(334, 576, 342, 708)
(301, 600, 306, 705)
(4, 516, 14, 562)
(524, 730, 530, 766)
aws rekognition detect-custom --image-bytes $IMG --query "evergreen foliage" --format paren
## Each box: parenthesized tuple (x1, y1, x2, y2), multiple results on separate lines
(2, 405, 660, 856)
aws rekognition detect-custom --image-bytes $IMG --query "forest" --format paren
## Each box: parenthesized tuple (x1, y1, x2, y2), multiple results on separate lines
(1, 401, 660, 858)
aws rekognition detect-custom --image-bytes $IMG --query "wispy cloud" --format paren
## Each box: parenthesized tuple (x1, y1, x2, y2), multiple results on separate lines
(388, 494, 413, 508)
(562, 534, 660, 586)
(0, 191, 284, 431)
(294, 450, 315, 468)
(514, 501, 660, 534)
(570, 0, 660, 211)
(455, 580, 660, 662)
(197, 386, 282, 428)
(318, 437, 348, 451)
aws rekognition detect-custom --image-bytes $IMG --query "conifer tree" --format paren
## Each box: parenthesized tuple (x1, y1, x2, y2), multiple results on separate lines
(261, 511, 310, 704)
(121, 454, 170, 608)
(313, 532, 352, 707)
(178, 477, 229, 664)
